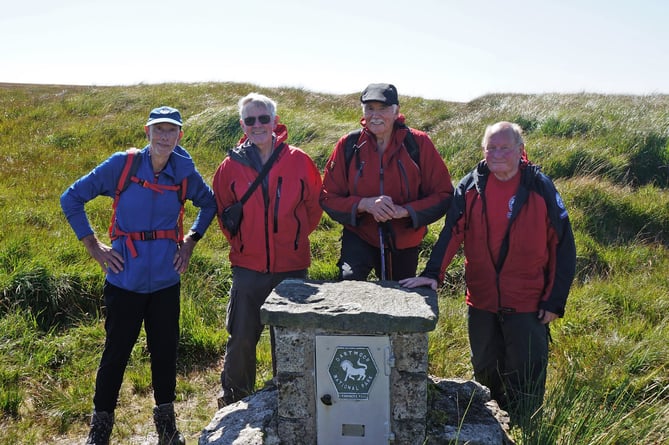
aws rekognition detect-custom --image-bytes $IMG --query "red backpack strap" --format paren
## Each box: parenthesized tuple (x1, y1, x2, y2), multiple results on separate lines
(118, 148, 142, 196)
(109, 148, 142, 240)
(177, 177, 188, 242)
(124, 175, 187, 242)
(108, 148, 190, 255)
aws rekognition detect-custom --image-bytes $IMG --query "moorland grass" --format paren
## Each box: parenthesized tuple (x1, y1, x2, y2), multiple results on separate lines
(0, 83, 667, 444)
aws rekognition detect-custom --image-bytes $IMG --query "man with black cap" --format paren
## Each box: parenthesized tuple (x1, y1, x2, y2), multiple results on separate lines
(61, 106, 217, 444)
(320, 83, 454, 281)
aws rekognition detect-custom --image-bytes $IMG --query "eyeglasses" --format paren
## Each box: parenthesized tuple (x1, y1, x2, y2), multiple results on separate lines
(484, 146, 517, 155)
(243, 115, 271, 126)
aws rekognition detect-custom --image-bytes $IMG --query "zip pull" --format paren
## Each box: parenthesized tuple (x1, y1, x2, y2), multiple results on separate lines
(379, 166, 384, 195)
(378, 148, 385, 195)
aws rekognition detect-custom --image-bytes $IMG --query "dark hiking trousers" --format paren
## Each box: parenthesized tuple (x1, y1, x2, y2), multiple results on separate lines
(467, 306, 549, 422)
(93, 281, 181, 412)
(338, 228, 419, 281)
(221, 266, 307, 403)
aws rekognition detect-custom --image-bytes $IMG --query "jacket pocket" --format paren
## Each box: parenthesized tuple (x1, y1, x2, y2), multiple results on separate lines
(292, 179, 305, 250)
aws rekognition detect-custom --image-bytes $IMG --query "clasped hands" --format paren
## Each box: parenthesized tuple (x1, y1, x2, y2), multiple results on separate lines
(358, 195, 409, 222)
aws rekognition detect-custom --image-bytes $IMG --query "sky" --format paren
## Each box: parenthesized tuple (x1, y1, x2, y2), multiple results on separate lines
(2, 0, 668, 102)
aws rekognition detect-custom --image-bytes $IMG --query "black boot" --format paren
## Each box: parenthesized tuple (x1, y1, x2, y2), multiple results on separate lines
(153, 403, 186, 445)
(85, 410, 114, 445)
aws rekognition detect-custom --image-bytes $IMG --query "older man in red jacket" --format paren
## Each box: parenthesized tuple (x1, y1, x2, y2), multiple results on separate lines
(401, 121, 577, 427)
(320, 83, 453, 281)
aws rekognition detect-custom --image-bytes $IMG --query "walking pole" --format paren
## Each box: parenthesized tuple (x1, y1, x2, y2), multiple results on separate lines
(379, 225, 386, 281)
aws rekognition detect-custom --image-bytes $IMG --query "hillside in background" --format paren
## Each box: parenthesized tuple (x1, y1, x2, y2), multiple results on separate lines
(0, 83, 667, 444)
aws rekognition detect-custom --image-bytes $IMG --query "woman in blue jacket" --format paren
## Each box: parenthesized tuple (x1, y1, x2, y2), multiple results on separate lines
(61, 106, 216, 445)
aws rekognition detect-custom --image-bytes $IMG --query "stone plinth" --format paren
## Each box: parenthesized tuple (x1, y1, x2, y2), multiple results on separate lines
(260, 279, 438, 445)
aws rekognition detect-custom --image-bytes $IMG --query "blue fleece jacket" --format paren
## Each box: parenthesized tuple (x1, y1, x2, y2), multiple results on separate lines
(61, 145, 216, 293)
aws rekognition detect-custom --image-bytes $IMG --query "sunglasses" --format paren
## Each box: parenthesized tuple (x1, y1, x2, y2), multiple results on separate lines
(243, 115, 271, 126)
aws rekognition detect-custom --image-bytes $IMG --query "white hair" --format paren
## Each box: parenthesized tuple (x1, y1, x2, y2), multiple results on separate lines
(238, 93, 277, 120)
(482, 121, 524, 148)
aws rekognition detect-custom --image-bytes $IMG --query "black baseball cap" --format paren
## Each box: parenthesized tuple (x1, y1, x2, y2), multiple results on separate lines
(360, 83, 399, 106)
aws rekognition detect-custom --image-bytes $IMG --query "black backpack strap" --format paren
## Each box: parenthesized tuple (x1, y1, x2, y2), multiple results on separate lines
(494, 165, 538, 273)
(344, 127, 420, 172)
(403, 129, 420, 167)
(395, 124, 420, 167)
(343, 129, 363, 179)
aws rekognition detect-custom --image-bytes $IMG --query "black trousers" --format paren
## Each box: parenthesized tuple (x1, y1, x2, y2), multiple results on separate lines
(338, 228, 419, 281)
(467, 306, 549, 422)
(93, 281, 181, 412)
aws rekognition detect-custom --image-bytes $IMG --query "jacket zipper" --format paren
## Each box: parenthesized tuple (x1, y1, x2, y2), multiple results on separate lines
(379, 153, 384, 195)
(397, 159, 411, 201)
(263, 178, 270, 272)
(273, 177, 282, 233)
(352, 161, 365, 195)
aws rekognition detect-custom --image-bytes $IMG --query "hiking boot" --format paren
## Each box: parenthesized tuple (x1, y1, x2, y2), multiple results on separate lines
(216, 386, 250, 409)
(85, 410, 114, 445)
(216, 389, 234, 409)
(153, 403, 186, 445)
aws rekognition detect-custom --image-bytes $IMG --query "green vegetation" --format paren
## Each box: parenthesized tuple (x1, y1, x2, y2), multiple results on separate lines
(1, 83, 667, 444)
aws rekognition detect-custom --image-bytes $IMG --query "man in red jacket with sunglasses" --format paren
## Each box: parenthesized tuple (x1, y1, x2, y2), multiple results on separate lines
(212, 93, 323, 406)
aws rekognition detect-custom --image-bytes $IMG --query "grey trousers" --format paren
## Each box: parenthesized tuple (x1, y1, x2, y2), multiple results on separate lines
(467, 305, 549, 423)
(220, 266, 307, 402)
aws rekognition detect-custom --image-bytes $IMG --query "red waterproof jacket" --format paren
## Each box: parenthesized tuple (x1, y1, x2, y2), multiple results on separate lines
(212, 124, 323, 273)
(320, 115, 453, 249)
(422, 161, 576, 316)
